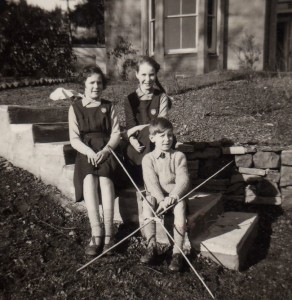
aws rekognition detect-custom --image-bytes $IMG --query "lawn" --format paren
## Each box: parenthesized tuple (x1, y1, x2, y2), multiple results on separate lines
(1, 70, 292, 146)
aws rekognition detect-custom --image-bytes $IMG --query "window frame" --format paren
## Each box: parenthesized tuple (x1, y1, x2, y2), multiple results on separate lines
(207, 0, 218, 54)
(164, 0, 199, 54)
(149, 0, 155, 56)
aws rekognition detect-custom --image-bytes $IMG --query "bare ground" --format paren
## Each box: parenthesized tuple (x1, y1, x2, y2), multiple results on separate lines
(0, 157, 292, 300)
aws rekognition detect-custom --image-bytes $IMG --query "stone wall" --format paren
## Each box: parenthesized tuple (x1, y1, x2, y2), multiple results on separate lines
(176, 142, 292, 208)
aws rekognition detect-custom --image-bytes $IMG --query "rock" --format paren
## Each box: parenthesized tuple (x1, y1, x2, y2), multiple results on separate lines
(281, 150, 292, 166)
(222, 146, 245, 155)
(281, 187, 292, 208)
(253, 151, 280, 169)
(235, 154, 253, 168)
(265, 170, 281, 183)
(280, 166, 292, 187)
(238, 167, 265, 176)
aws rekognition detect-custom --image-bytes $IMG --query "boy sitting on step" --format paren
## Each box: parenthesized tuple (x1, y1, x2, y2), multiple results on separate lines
(141, 117, 190, 272)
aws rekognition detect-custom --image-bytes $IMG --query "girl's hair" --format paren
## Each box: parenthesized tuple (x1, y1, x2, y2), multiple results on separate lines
(149, 117, 173, 135)
(136, 56, 166, 94)
(79, 65, 107, 89)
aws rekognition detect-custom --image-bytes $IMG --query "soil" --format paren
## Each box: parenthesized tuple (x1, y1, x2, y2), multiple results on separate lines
(1, 157, 292, 300)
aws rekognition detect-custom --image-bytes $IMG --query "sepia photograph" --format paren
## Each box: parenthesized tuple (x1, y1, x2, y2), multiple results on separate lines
(0, 0, 292, 299)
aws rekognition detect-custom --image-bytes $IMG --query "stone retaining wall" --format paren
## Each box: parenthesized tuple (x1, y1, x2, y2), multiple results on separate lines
(176, 143, 292, 208)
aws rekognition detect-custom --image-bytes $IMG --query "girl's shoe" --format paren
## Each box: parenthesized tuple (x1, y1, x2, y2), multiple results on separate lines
(103, 237, 115, 256)
(85, 236, 102, 256)
(169, 253, 183, 272)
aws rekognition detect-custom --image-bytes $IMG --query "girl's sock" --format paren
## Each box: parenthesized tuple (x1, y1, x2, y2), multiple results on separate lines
(103, 208, 114, 244)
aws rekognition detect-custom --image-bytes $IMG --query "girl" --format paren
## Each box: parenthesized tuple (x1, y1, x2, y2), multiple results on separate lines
(124, 56, 172, 186)
(68, 65, 120, 256)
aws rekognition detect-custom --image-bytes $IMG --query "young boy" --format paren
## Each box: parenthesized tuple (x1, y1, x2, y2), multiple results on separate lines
(141, 117, 190, 272)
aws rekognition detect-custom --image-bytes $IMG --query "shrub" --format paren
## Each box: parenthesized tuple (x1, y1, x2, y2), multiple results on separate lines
(0, 0, 76, 78)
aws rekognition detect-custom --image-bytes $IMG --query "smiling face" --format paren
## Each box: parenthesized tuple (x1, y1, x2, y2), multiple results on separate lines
(136, 62, 157, 93)
(84, 73, 103, 100)
(150, 129, 174, 152)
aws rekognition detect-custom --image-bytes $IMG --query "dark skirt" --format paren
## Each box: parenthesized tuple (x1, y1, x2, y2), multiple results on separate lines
(74, 132, 119, 202)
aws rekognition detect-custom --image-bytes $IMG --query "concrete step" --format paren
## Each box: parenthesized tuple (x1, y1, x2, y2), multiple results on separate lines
(191, 211, 258, 270)
(32, 123, 69, 143)
(7, 105, 68, 124)
(63, 143, 77, 165)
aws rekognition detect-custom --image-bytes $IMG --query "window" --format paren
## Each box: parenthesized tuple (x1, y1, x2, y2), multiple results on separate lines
(149, 0, 155, 55)
(207, 0, 218, 53)
(164, 0, 198, 54)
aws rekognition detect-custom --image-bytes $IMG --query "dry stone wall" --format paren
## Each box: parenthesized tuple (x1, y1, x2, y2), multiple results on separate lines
(176, 143, 292, 208)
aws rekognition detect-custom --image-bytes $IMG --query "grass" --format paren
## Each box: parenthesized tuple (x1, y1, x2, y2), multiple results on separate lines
(0, 70, 292, 146)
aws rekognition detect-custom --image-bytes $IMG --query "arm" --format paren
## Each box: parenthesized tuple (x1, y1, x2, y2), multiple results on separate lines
(127, 124, 149, 138)
(69, 106, 94, 156)
(104, 105, 121, 152)
(169, 152, 190, 200)
(142, 155, 165, 203)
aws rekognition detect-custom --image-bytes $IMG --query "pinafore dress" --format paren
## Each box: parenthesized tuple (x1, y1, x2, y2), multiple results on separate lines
(72, 99, 118, 202)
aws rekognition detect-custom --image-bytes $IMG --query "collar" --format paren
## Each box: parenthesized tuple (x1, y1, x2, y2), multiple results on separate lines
(153, 148, 173, 159)
(136, 87, 154, 99)
(82, 96, 102, 107)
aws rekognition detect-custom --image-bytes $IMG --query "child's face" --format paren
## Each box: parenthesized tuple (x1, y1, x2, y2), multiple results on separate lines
(84, 73, 103, 100)
(136, 63, 156, 93)
(150, 129, 174, 152)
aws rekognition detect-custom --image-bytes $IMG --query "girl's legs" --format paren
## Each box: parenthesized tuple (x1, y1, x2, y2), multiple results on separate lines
(83, 174, 102, 246)
(99, 176, 115, 245)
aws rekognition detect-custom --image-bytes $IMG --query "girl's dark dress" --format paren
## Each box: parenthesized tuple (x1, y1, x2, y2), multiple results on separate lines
(72, 99, 118, 202)
(124, 89, 162, 185)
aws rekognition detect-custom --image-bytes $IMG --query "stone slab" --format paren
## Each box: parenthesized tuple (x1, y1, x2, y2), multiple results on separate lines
(235, 154, 253, 168)
(253, 151, 280, 169)
(281, 187, 292, 208)
(281, 150, 292, 166)
(265, 170, 280, 183)
(238, 167, 266, 176)
(191, 212, 258, 270)
(280, 166, 292, 187)
(222, 146, 245, 155)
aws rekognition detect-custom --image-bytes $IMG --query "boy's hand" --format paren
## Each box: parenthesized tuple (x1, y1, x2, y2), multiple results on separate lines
(130, 136, 145, 153)
(164, 196, 176, 207)
(156, 200, 167, 215)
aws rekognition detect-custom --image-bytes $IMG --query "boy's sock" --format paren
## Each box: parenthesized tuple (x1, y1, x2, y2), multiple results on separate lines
(144, 219, 156, 247)
(173, 224, 185, 254)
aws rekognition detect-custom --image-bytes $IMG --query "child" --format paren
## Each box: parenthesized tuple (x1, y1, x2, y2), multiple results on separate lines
(141, 117, 190, 272)
(68, 65, 121, 256)
(124, 56, 172, 186)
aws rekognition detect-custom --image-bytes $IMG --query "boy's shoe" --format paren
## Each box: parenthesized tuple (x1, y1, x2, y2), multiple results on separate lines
(140, 245, 157, 264)
(169, 253, 183, 272)
(85, 236, 102, 256)
(103, 238, 115, 256)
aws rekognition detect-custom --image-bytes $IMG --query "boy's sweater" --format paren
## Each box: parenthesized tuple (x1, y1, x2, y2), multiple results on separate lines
(142, 149, 190, 203)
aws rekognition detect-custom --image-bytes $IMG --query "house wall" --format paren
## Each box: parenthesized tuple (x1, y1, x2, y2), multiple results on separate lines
(227, 0, 267, 70)
(104, 0, 142, 77)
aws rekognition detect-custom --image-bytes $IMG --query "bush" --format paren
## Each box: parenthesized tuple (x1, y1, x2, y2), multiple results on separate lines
(0, 0, 76, 78)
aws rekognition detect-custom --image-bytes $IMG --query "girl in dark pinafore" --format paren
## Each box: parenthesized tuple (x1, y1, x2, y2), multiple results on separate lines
(68, 66, 120, 256)
(124, 56, 171, 186)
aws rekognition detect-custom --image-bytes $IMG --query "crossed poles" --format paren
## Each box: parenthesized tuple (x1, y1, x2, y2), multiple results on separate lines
(77, 148, 233, 299)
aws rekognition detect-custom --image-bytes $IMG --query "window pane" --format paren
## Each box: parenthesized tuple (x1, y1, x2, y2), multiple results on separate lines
(165, 0, 180, 16)
(182, 0, 196, 14)
(151, 0, 155, 19)
(182, 17, 196, 48)
(207, 0, 214, 15)
(165, 18, 180, 49)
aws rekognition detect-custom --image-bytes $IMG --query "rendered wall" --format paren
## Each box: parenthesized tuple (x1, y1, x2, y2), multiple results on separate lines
(227, 0, 266, 70)
(104, 0, 142, 77)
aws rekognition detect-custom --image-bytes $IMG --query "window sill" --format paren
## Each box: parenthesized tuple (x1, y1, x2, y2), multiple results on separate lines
(165, 49, 197, 55)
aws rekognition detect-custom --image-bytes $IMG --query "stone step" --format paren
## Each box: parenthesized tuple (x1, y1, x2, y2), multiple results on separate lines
(7, 105, 68, 124)
(63, 143, 77, 165)
(32, 123, 69, 143)
(191, 211, 258, 270)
